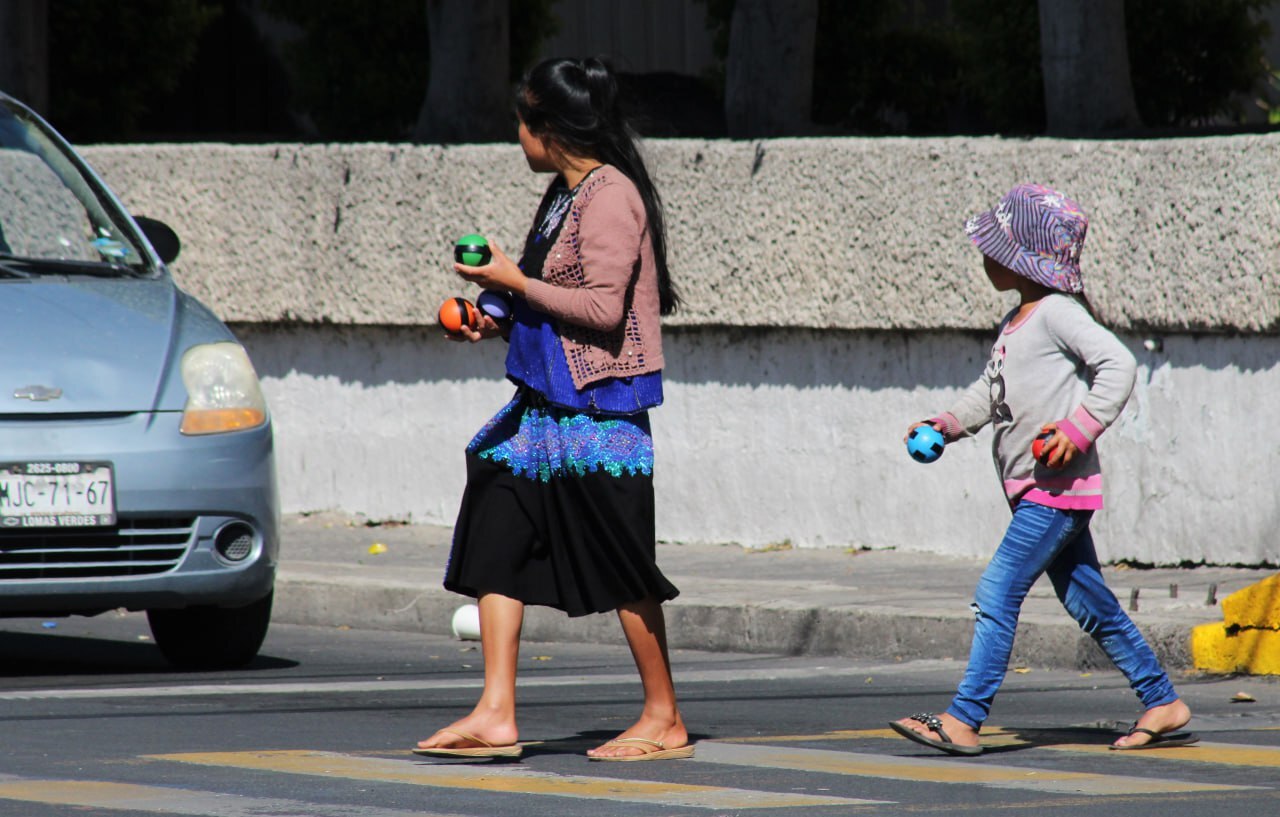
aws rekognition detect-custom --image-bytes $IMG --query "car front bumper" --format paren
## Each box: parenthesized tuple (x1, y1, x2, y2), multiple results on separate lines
(0, 411, 278, 615)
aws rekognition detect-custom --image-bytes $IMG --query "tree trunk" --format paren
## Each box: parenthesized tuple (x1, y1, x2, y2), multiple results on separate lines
(0, 0, 48, 113)
(724, 0, 818, 138)
(412, 0, 510, 144)
(1038, 0, 1141, 136)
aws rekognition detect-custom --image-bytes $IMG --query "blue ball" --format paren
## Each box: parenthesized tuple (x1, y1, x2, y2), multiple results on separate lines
(907, 425, 945, 463)
(476, 290, 514, 321)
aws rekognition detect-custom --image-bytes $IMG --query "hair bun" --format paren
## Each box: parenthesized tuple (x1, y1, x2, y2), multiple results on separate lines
(580, 57, 618, 113)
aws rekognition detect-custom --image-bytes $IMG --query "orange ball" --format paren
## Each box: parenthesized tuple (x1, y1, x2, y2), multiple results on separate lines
(438, 297, 479, 333)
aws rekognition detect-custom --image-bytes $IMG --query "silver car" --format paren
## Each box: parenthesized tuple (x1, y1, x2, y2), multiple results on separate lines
(0, 93, 278, 669)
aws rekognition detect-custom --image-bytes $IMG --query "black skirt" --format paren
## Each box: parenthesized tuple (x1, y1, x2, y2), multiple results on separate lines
(443, 392, 679, 617)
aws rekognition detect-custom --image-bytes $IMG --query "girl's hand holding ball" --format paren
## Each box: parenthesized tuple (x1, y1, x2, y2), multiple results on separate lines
(905, 421, 946, 464)
(454, 238, 527, 297)
(438, 296, 501, 342)
(1031, 424, 1078, 469)
(440, 233, 519, 342)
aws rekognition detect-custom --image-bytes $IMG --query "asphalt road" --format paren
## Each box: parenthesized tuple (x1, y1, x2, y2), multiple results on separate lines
(0, 613, 1276, 817)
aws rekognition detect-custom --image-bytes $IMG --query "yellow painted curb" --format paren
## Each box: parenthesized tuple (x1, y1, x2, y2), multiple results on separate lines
(1192, 622, 1280, 675)
(1221, 573, 1280, 630)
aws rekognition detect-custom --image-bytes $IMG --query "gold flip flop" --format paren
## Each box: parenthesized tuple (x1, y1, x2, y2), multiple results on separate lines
(588, 736, 695, 762)
(412, 728, 523, 758)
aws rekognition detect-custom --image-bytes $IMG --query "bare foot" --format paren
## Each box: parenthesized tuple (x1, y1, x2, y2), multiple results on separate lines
(587, 712, 689, 759)
(417, 712, 518, 752)
(1111, 699, 1191, 748)
(892, 712, 981, 750)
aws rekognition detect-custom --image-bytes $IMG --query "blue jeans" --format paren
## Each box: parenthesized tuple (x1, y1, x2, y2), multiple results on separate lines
(947, 500, 1178, 730)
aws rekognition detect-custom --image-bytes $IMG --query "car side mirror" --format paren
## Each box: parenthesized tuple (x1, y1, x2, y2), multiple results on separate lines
(133, 215, 181, 265)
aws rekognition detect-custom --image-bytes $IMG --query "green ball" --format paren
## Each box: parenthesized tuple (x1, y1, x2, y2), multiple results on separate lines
(454, 234, 491, 266)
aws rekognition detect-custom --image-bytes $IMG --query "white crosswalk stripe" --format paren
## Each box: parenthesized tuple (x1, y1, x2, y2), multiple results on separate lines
(690, 740, 1260, 796)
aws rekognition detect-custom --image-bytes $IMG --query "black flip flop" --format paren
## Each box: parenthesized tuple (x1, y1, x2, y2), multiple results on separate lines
(1109, 725, 1199, 751)
(889, 713, 983, 756)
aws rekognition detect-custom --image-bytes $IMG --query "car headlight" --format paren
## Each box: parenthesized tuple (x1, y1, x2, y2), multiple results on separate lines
(179, 342, 268, 435)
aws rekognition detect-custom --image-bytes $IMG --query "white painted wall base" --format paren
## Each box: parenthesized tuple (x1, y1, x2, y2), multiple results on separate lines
(238, 324, 1279, 566)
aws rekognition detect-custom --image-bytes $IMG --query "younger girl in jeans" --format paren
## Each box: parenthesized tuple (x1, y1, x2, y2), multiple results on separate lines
(890, 184, 1195, 756)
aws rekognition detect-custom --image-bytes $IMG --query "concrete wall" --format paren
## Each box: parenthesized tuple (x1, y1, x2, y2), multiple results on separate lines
(81, 137, 1280, 565)
(83, 135, 1280, 332)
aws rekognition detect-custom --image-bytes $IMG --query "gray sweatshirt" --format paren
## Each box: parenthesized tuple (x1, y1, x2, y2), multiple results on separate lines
(935, 293, 1136, 510)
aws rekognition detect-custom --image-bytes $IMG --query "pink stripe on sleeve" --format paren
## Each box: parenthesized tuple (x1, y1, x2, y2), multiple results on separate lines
(933, 413, 965, 442)
(1058, 406, 1106, 453)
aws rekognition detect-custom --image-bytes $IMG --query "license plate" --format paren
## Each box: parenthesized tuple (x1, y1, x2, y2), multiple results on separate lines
(0, 462, 116, 528)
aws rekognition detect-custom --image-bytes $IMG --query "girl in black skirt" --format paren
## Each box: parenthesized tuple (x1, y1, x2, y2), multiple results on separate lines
(414, 57, 690, 762)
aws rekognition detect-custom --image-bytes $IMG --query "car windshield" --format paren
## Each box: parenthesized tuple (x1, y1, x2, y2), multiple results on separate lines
(0, 98, 149, 277)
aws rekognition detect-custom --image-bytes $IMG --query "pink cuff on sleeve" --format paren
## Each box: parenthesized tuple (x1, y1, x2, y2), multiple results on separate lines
(932, 413, 966, 442)
(1057, 406, 1106, 454)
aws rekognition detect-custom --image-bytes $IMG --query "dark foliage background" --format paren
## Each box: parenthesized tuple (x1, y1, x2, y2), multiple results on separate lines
(703, 0, 1275, 135)
(263, 0, 557, 140)
(1127, 0, 1274, 127)
(262, 0, 429, 141)
(49, 0, 221, 142)
(41, 0, 1279, 143)
(46, 0, 556, 143)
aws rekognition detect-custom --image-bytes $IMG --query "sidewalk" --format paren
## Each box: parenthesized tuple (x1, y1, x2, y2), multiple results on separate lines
(272, 512, 1272, 673)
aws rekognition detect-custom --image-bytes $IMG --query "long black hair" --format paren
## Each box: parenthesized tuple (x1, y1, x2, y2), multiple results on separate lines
(515, 57, 680, 316)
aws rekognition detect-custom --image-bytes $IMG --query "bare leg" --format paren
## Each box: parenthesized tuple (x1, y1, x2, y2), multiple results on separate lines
(587, 597, 689, 758)
(417, 592, 524, 750)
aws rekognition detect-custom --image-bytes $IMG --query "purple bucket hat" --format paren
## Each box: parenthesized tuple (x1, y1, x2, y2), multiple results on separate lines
(964, 183, 1088, 293)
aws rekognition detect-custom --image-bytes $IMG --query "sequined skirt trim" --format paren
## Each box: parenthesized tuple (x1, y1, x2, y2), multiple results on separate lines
(467, 392, 654, 481)
(445, 391, 677, 617)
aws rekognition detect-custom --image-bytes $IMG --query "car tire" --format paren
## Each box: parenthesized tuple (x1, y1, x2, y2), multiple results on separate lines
(146, 590, 273, 670)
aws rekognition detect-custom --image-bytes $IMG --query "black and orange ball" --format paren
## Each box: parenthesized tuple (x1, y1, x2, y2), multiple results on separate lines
(438, 297, 479, 333)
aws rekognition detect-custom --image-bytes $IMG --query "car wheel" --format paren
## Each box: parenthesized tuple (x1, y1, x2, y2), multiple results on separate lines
(146, 590, 273, 670)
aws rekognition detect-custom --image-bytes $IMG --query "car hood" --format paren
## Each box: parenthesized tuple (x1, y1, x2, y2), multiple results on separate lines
(1, 278, 201, 415)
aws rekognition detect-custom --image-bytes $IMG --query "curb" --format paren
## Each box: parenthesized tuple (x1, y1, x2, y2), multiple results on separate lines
(272, 570, 1194, 673)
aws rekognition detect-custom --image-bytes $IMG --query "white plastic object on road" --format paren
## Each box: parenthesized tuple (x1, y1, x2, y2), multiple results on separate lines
(451, 604, 481, 640)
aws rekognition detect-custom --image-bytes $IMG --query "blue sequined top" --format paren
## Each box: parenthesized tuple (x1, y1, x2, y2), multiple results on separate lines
(503, 174, 663, 417)
(506, 299, 663, 415)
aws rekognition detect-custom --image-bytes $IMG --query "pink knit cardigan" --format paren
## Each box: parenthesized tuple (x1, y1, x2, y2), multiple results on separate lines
(522, 165, 665, 390)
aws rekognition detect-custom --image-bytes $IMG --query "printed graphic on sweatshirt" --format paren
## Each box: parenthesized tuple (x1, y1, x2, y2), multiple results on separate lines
(987, 344, 1012, 426)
